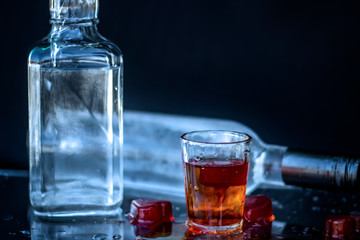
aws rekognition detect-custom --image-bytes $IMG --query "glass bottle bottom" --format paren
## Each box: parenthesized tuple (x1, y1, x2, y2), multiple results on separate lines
(33, 204, 122, 218)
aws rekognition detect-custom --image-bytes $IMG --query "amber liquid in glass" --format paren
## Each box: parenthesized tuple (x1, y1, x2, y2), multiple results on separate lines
(184, 159, 249, 230)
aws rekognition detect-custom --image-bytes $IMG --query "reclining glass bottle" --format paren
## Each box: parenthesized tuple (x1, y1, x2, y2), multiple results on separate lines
(28, 0, 123, 217)
(123, 111, 359, 195)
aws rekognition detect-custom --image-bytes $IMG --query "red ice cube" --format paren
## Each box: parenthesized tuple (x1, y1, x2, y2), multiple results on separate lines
(325, 215, 360, 239)
(244, 195, 275, 226)
(325, 215, 357, 239)
(350, 215, 360, 234)
(199, 161, 249, 187)
(128, 199, 175, 229)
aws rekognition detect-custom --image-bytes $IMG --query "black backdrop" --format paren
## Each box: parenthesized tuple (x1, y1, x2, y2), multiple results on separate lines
(1, 0, 360, 169)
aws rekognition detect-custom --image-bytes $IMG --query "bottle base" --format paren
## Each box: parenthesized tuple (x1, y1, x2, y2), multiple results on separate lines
(33, 205, 122, 219)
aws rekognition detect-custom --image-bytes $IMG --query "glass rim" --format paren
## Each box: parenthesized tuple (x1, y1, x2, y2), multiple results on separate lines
(180, 130, 252, 145)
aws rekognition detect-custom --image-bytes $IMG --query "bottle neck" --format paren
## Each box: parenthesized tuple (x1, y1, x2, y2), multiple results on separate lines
(47, 1, 102, 68)
(49, 20, 99, 42)
(50, 0, 98, 24)
(281, 148, 360, 190)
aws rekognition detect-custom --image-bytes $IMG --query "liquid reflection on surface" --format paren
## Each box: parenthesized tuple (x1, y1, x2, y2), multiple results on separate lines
(130, 222, 276, 240)
(25, 185, 360, 239)
(133, 222, 173, 238)
(3, 172, 359, 239)
(30, 215, 276, 240)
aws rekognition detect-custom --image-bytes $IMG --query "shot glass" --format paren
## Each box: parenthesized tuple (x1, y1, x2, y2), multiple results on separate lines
(181, 130, 252, 234)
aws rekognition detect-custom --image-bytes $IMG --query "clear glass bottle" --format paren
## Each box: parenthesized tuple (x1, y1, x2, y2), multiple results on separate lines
(123, 111, 359, 195)
(28, 0, 123, 217)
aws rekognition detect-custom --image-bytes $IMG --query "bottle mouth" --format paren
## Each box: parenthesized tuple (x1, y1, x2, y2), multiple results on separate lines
(181, 130, 252, 145)
(50, 0, 98, 21)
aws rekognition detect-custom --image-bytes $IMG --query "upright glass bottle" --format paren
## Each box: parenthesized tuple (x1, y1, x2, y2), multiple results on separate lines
(28, 0, 123, 217)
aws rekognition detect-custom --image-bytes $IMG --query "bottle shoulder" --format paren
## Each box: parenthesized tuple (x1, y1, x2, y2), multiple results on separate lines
(28, 34, 122, 67)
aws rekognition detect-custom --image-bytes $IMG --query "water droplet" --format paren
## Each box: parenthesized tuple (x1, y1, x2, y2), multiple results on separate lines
(114, 99, 118, 104)
(113, 234, 122, 239)
(214, 152, 217, 157)
(200, 152, 204, 157)
(36, 235, 45, 239)
(45, 78, 53, 91)
(194, 186, 199, 192)
(350, 210, 360, 215)
(114, 86, 118, 91)
(195, 156, 200, 161)
(2, 215, 14, 221)
(342, 197, 347, 202)
(312, 206, 321, 211)
(19, 230, 31, 237)
(92, 233, 108, 240)
(312, 196, 319, 202)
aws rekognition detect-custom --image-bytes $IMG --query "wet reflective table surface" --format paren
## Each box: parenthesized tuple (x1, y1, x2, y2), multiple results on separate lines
(1, 171, 359, 240)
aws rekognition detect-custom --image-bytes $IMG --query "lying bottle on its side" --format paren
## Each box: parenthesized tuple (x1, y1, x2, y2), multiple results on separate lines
(123, 110, 359, 195)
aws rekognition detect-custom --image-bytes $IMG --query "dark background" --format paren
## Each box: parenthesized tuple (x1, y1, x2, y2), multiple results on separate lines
(1, 1, 360, 169)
